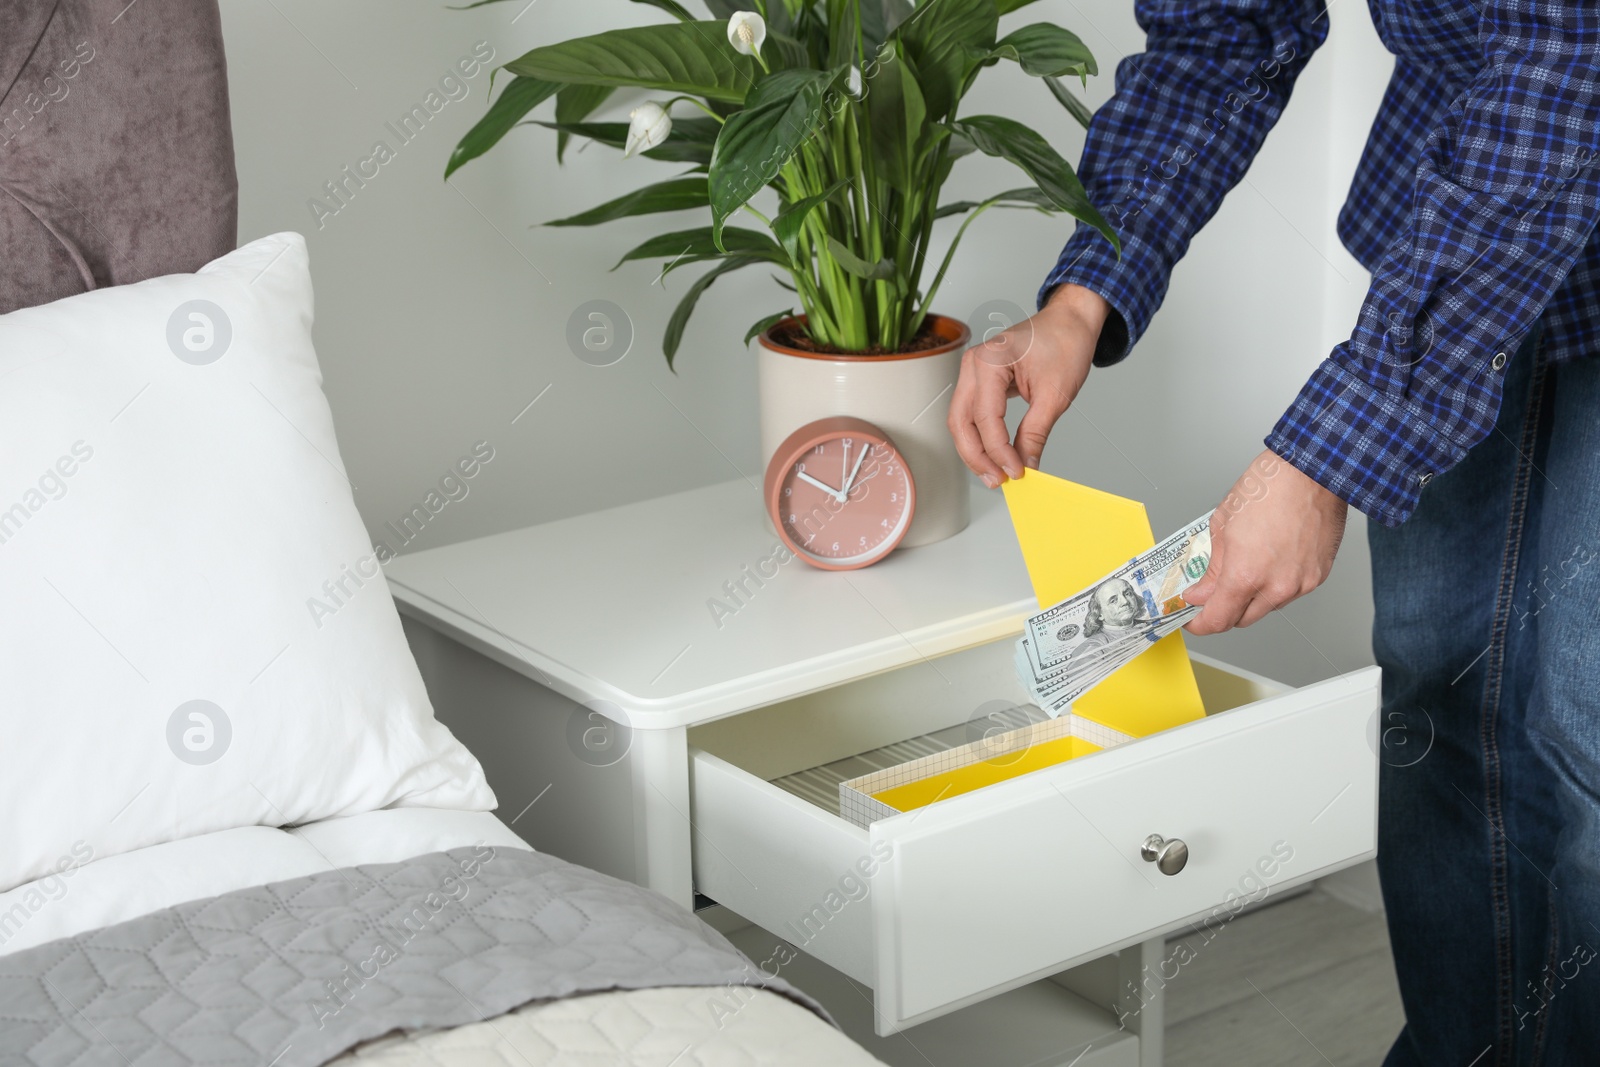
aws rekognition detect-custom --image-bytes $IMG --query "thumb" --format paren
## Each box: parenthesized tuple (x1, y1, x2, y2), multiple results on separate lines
(1013, 384, 1070, 471)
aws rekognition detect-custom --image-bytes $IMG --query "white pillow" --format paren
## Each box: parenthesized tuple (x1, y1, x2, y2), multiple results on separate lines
(0, 233, 495, 894)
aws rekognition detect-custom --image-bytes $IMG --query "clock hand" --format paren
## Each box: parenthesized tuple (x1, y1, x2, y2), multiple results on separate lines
(841, 444, 870, 497)
(796, 470, 844, 500)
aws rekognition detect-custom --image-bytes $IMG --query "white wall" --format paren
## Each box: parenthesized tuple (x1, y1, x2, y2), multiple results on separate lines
(218, 0, 1392, 688)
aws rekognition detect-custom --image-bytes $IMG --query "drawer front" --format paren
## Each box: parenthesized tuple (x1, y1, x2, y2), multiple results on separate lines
(873, 667, 1378, 1030)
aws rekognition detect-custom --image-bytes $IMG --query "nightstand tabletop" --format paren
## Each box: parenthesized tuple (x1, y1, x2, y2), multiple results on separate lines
(385, 478, 1036, 728)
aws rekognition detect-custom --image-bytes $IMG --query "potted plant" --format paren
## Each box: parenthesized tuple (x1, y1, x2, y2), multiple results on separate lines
(448, 0, 1117, 546)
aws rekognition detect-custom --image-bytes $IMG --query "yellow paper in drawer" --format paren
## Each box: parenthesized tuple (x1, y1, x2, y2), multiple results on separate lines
(1002, 470, 1206, 737)
(871, 735, 1103, 814)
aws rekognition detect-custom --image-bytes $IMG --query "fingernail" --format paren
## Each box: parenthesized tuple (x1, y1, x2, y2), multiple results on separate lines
(1024, 455, 1040, 470)
(981, 473, 1000, 489)
(1002, 464, 1023, 480)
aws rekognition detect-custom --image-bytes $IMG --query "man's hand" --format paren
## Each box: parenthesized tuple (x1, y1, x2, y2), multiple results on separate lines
(948, 284, 1109, 487)
(1183, 450, 1349, 634)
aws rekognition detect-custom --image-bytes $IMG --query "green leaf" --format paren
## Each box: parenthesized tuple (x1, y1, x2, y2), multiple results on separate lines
(894, 0, 998, 120)
(505, 22, 759, 104)
(823, 0, 857, 66)
(1044, 76, 1094, 128)
(664, 257, 763, 369)
(631, 0, 696, 19)
(934, 186, 1053, 219)
(773, 179, 849, 262)
(546, 177, 709, 226)
(861, 0, 915, 51)
(614, 226, 785, 269)
(989, 24, 1096, 80)
(745, 309, 795, 344)
(452, 0, 695, 16)
(864, 41, 927, 192)
(446, 76, 560, 179)
(944, 128, 978, 161)
(995, 0, 1043, 13)
(766, 31, 812, 70)
(953, 115, 1118, 250)
(554, 84, 616, 163)
(530, 117, 721, 163)
(825, 235, 896, 281)
(709, 67, 845, 248)
(703, 0, 794, 34)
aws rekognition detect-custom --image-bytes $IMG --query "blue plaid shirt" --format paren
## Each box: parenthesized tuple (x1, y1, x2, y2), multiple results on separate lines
(1041, 0, 1600, 526)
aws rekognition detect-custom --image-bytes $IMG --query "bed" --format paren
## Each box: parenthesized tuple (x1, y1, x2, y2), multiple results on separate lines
(0, 7, 884, 1061)
(0, 234, 886, 1065)
(0, 808, 879, 1066)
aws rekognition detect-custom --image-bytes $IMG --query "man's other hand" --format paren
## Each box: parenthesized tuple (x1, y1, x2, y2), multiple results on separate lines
(948, 284, 1108, 486)
(1183, 450, 1349, 634)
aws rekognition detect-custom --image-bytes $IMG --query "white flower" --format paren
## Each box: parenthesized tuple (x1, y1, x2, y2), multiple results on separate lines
(624, 101, 672, 157)
(727, 11, 766, 58)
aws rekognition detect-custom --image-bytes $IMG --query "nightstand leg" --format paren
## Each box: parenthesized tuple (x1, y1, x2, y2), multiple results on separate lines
(1118, 936, 1166, 1067)
(628, 726, 694, 910)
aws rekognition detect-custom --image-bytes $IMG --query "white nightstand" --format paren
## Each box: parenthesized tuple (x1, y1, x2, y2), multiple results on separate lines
(388, 479, 1378, 1066)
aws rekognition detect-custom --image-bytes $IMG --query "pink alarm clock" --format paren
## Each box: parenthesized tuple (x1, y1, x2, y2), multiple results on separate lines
(763, 416, 916, 570)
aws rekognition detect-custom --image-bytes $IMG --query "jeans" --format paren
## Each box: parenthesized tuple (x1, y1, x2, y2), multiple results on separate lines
(1373, 330, 1600, 1066)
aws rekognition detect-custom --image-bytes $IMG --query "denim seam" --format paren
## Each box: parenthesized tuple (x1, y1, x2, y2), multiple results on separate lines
(1527, 360, 1560, 1066)
(1530, 889, 1561, 1061)
(1479, 353, 1551, 1065)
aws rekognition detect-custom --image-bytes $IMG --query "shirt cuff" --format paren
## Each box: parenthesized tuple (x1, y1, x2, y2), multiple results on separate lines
(1264, 355, 1468, 527)
(1037, 223, 1168, 368)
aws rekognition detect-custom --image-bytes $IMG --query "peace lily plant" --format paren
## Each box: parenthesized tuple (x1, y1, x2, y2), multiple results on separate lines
(448, 0, 1118, 366)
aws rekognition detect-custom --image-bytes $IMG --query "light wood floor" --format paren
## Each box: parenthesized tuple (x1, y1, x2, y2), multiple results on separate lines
(1163, 889, 1406, 1067)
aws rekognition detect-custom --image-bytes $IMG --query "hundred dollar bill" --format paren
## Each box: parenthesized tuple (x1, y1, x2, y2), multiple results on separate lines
(1024, 602, 1199, 698)
(1029, 608, 1199, 714)
(1022, 513, 1213, 674)
(1020, 604, 1197, 700)
(1014, 513, 1213, 714)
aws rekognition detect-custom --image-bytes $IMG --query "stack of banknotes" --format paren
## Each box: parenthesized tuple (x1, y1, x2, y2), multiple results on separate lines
(1015, 513, 1214, 717)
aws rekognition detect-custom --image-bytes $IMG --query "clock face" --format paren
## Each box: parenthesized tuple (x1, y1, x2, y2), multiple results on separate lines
(768, 422, 915, 569)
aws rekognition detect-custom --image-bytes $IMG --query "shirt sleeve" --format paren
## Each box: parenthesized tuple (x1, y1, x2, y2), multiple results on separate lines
(1266, 1, 1600, 526)
(1037, 0, 1331, 365)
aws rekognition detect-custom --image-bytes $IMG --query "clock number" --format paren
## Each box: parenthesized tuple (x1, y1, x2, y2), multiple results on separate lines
(832, 541, 840, 552)
(796, 462, 806, 473)
(783, 487, 791, 497)
(859, 536, 868, 547)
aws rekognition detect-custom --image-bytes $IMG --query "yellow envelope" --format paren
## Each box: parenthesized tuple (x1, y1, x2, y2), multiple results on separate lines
(1002, 470, 1206, 736)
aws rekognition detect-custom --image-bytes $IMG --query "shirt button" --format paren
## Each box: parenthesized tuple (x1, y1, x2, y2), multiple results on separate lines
(1492, 351, 1508, 371)
(1419, 472, 1434, 487)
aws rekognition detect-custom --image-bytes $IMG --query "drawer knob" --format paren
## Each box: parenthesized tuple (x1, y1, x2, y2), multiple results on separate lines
(1141, 834, 1189, 876)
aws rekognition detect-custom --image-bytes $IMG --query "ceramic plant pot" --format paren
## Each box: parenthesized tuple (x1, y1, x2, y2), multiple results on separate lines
(757, 314, 972, 549)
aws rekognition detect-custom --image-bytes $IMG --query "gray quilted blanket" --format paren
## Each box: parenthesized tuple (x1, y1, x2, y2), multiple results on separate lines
(0, 845, 826, 1067)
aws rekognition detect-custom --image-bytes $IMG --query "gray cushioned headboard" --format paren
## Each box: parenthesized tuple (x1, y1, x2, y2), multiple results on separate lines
(0, 0, 238, 314)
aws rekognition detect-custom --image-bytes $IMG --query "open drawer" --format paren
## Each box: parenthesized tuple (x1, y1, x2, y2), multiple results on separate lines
(687, 640, 1379, 1035)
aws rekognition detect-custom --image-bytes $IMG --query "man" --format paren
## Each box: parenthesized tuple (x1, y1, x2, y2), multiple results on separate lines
(948, 1, 1599, 1062)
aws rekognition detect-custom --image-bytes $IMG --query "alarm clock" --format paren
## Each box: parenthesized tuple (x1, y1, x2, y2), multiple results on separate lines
(763, 416, 916, 570)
